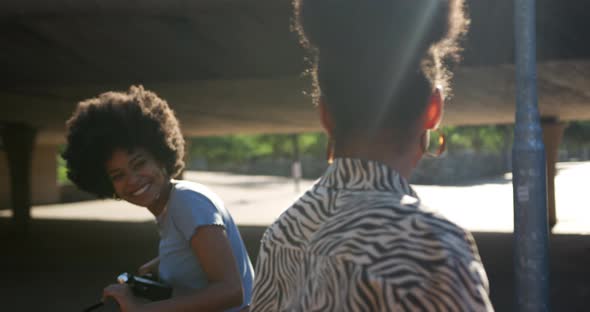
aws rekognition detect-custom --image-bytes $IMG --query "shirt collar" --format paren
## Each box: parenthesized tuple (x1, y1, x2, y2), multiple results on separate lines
(317, 158, 416, 196)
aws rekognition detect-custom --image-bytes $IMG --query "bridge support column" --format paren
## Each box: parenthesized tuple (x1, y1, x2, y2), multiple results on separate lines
(0, 123, 37, 234)
(541, 117, 566, 230)
(31, 144, 60, 205)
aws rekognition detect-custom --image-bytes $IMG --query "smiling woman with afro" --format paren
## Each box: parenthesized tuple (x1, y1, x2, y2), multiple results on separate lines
(63, 85, 254, 312)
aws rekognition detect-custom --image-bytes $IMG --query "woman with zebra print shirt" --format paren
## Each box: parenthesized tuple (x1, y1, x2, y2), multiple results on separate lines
(251, 0, 494, 311)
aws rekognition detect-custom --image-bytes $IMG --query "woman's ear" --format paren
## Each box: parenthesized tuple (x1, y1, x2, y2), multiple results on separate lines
(319, 97, 334, 137)
(423, 88, 444, 130)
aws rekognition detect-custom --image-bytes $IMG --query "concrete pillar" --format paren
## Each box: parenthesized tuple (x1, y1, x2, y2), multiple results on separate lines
(31, 144, 59, 205)
(0, 123, 37, 233)
(1, 144, 60, 211)
(291, 134, 301, 193)
(541, 117, 566, 230)
(0, 149, 10, 209)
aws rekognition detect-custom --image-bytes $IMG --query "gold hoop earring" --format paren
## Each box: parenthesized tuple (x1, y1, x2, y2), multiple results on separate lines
(326, 138, 335, 164)
(424, 129, 446, 157)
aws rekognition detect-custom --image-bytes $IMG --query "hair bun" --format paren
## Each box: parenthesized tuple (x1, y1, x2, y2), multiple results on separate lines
(297, 0, 451, 53)
(293, 0, 468, 137)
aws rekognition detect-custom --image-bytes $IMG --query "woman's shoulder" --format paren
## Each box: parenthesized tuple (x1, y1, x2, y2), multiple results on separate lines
(410, 206, 481, 259)
(170, 180, 224, 210)
(320, 199, 477, 258)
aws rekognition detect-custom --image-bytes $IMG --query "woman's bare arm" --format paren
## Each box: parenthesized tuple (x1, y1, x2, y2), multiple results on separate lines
(141, 225, 243, 312)
(138, 257, 160, 276)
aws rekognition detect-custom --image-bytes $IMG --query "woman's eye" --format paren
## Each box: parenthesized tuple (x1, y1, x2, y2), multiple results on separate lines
(133, 159, 146, 170)
(110, 173, 124, 181)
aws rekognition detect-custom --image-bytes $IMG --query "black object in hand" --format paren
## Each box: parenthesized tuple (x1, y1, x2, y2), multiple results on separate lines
(117, 272, 172, 301)
(82, 272, 172, 312)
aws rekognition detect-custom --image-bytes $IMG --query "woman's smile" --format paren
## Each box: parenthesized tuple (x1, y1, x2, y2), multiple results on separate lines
(131, 182, 152, 197)
(106, 148, 167, 208)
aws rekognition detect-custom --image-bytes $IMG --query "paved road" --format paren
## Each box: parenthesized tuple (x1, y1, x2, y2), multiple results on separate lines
(4, 161, 589, 234)
(1, 161, 589, 311)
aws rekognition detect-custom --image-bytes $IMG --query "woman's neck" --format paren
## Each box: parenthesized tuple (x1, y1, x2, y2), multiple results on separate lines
(333, 133, 421, 179)
(147, 180, 173, 217)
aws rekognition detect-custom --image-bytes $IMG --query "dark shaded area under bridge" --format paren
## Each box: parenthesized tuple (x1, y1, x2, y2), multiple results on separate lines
(2, 0, 586, 235)
(0, 219, 588, 312)
(0, 0, 589, 142)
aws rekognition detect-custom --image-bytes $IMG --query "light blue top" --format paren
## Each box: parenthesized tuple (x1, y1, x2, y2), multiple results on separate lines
(156, 180, 254, 311)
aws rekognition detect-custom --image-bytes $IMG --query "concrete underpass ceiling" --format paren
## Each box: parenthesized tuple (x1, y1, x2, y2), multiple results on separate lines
(1, 0, 589, 144)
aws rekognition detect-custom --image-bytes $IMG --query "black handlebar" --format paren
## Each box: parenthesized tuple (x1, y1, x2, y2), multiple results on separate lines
(83, 273, 172, 312)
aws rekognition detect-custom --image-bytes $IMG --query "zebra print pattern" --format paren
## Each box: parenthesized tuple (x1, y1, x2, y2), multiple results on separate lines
(251, 158, 493, 311)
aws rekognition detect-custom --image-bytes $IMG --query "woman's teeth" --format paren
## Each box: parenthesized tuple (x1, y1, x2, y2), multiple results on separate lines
(132, 184, 150, 196)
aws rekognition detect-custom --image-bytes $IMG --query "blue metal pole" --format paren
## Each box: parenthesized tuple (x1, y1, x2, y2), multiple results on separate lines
(513, 0, 550, 311)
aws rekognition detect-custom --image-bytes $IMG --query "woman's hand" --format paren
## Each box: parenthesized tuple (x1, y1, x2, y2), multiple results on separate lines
(103, 283, 141, 312)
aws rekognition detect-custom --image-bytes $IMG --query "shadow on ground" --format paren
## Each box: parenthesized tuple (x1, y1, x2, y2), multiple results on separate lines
(1, 218, 588, 311)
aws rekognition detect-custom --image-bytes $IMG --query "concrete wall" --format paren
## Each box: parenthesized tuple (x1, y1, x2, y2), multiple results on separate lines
(0, 144, 59, 210)
(189, 150, 511, 186)
(410, 151, 510, 185)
